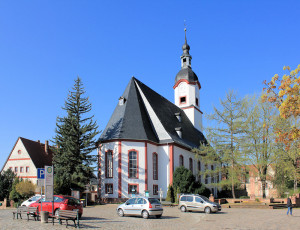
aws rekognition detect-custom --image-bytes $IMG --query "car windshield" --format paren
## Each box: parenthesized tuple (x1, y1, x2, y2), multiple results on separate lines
(199, 195, 210, 202)
(31, 196, 41, 201)
(148, 198, 161, 204)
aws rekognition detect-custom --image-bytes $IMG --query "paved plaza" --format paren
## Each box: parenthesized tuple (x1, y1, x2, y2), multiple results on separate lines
(0, 204, 299, 230)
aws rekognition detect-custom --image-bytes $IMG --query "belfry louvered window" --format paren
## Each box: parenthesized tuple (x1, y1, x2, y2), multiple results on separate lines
(106, 150, 113, 178)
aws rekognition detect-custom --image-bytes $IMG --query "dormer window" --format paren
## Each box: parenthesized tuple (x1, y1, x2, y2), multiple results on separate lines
(175, 127, 182, 138)
(119, 96, 126, 106)
(175, 112, 181, 122)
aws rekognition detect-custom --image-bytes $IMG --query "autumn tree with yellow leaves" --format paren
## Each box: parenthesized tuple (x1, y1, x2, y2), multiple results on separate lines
(263, 64, 300, 191)
(262, 64, 300, 146)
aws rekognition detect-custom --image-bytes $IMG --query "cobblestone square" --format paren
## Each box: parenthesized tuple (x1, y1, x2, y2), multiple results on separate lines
(0, 205, 299, 230)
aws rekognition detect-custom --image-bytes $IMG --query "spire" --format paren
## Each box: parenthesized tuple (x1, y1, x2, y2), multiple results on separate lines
(180, 27, 191, 69)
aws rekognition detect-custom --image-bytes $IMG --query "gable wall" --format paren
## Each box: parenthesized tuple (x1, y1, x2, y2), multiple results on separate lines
(2, 139, 37, 184)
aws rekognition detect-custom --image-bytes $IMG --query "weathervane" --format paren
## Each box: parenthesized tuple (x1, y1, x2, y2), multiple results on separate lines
(184, 20, 187, 42)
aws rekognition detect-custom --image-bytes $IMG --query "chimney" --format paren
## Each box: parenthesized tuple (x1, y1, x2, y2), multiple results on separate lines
(45, 140, 48, 154)
(37, 140, 40, 143)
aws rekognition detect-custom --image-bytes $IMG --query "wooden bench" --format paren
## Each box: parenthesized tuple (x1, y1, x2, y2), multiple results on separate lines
(12, 206, 28, 220)
(56, 210, 79, 228)
(27, 207, 39, 221)
(12, 206, 39, 221)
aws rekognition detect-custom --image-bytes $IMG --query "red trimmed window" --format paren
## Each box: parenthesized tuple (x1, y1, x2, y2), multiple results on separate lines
(189, 158, 193, 172)
(20, 167, 24, 173)
(180, 96, 186, 104)
(105, 150, 113, 178)
(179, 155, 184, 167)
(14, 167, 18, 172)
(153, 185, 158, 195)
(196, 98, 199, 106)
(105, 184, 113, 194)
(128, 150, 138, 178)
(9, 167, 12, 171)
(153, 152, 158, 180)
(128, 184, 139, 195)
(18, 150, 21, 154)
(26, 166, 29, 173)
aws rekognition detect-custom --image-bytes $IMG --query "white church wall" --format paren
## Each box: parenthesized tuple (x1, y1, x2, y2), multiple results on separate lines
(121, 141, 146, 198)
(146, 143, 170, 198)
(100, 142, 119, 198)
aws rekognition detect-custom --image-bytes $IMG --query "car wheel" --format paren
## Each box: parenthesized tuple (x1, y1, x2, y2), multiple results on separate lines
(180, 206, 187, 212)
(155, 215, 162, 218)
(118, 208, 124, 217)
(142, 210, 149, 219)
(54, 208, 60, 217)
(204, 207, 211, 214)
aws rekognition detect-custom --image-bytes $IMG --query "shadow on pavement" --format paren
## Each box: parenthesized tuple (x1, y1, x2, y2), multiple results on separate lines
(161, 216, 179, 219)
(81, 216, 106, 220)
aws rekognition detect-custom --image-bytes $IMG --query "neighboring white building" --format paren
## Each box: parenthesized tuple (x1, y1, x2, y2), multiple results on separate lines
(97, 31, 219, 202)
(1, 137, 53, 184)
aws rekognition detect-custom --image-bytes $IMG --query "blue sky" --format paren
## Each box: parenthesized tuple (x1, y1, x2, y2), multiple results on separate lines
(1, 0, 299, 169)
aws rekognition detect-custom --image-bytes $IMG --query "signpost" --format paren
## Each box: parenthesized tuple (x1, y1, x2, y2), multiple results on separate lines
(44, 166, 54, 225)
(37, 168, 45, 211)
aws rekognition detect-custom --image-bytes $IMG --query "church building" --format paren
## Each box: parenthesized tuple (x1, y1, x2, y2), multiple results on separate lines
(97, 30, 218, 202)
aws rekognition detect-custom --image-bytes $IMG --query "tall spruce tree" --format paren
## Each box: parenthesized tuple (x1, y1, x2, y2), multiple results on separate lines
(53, 77, 100, 195)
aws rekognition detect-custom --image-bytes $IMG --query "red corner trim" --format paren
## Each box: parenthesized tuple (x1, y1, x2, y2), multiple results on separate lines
(173, 79, 201, 89)
(145, 142, 148, 191)
(118, 141, 122, 198)
(169, 144, 174, 185)
(181, 105, 203, 114)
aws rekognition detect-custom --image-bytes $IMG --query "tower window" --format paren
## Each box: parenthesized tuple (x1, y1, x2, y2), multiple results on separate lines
(180, 96, 186, 104)
(183, 58, 186, 63)
(196, 98, 199, 106)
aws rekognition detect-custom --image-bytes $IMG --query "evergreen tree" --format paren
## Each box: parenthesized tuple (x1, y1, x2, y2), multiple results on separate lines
(9, 177, 22, 203)
(0, 169, 16, 200)
(166, 185, 175, 203)
(53, 77, 100, 194)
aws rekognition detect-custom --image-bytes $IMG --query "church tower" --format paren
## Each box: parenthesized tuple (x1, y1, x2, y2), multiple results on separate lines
(174, 28, 203, 131)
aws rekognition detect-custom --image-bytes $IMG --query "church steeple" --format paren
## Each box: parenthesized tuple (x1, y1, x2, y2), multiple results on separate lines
(174, 28, 203, 132)
(181, 28, 192, 69)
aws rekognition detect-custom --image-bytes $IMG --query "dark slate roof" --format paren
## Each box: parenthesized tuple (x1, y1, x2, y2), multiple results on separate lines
(175, 67, 198, 83)
(20, 137, 53, 168)
(99, 77, 207, 149)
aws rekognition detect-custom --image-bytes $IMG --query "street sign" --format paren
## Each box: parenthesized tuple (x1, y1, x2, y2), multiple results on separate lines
(44, 166, 53, 201)
(37, 179, 44, 187)
(37, 168, 45, 179)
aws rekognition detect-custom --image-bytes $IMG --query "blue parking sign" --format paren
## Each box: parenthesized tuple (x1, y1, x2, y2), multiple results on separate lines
(37, 168, 45, 179)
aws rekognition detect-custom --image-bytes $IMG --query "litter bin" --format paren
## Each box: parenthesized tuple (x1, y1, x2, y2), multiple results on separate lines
(40, 211, 49, 223)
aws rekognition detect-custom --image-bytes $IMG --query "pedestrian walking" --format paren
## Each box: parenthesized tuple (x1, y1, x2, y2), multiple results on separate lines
(287, 196, 293, 216)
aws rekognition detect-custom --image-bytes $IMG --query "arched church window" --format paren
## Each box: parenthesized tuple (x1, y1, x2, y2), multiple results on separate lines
(105, 150, 113, 178)
(153, 152, 158, 180)
(179, 155, 184, 167)
(189, 158, 193, 172)
(128, 150, 138, 178)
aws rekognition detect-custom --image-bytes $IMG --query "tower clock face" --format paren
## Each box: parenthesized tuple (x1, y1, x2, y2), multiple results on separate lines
(179, 83, 187, 94)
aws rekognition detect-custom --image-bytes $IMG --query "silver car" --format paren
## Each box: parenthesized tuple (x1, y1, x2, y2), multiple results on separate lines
(117, 197, 163, 219)
(179, 194, 221, 214)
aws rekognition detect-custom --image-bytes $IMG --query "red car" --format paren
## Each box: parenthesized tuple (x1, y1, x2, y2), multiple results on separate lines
(29, 195, 83, 218)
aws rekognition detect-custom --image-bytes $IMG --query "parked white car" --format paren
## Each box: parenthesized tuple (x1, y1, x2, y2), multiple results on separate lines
(21, 195, 43, 207)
